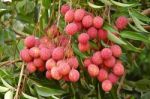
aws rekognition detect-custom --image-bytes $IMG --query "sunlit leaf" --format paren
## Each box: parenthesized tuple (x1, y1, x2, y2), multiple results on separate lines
(22, 92, 37, 99)
(4, 90, 13, 99)
(0, 86, 9, 92)
(88, 2, 103, 9)
(110, 0, 135, 7)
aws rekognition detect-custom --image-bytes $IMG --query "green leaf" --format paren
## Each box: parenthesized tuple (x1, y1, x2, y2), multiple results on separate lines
(128, 23, 141, 32)
(87, 2, 103, 9)
(120, 31, 149, 43)
(123, 42, 142, 52)
(110, 0, 135, 7)
(103, 24, 118, 33)
(4, 90, 13, 99)
(135, 79, 150, 92)
(1, 78, 14, 90)
(35, 85, 66, 97)
(22, 92, 37, 99)
(141, 91, 150, 99)
(99, 0, 112, 5)
(107, 31, 126, 45)
(0, 86, 9, 92)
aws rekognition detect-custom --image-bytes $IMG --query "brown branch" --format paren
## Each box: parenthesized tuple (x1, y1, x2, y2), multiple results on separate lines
(141, 8, 150, 16)
(0, 59, 21, 67)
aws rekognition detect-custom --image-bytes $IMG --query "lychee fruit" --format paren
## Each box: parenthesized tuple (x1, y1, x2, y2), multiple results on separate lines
(20, 49, 32, 62)
(24, 36, 36, 48)
(102, 80, 112, 92)
(35, 39, 40, 46)
(83, 58, 92, 68)
(40, 36, 49, 44)
(74, 9, 85, 22)
(98, 29, 108, 40)
(110, 45, 122, 58)
(91, 51, 103, 65)
(38, 65, 45, 72)
(115, 16, 128, 30)
(87, 27, 97, 39)
(65, 23, 78, 35)
(67, 57, 79, 69)
(65, 9, 74, 22)
(82, 15, 93, 28)
(101, 48, 112, 59)
(104, 56, 116, 68)
(33, 58, 44, 68)
(78, 33, 89, 44)
(58, 62, 71, 76)
(113, 62, 124, 76)
(97, 69, 108, 82)
(46, 58, 56, 70)
(40, 48, 51, 60)
(88, 64, 99, 77)
(78, 42, 90, 52)
(26, 62, 36, 73)
(63, 74, 70, 81)
(93, 16, 104, 28)
(69, 69, 80, 82)
(52, 47, 64, 61)
(108, 73, 118, 84)
(51, 66, 62, 80)
(61, 4, 70, 15)
(46, 70, 52, 79)
(74, 21, 82, 31)
(47, 24, 59, 37)
(58, 35, 69, 47)
(29, 47, 40, 58)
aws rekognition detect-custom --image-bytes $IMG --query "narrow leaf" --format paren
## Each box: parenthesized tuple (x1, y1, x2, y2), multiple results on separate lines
(0, 86, 9, 92)
(123, 42, 142, 52)
(1, 78, 14, 89)
(4, 90, 13, 99)
(99, 0, 112, 5)
(110, 0, 134, 7)
(22, 92, 37, 99)
(88, 2, 103, 9)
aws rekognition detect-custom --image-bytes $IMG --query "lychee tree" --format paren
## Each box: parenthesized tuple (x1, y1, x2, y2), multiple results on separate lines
(0, 0, 150, 99)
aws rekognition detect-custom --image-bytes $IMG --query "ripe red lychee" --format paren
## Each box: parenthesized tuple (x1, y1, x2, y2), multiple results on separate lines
(113, 62, 124, 76)
(58, 62, 71, 76)
(61, 4, 70, 15)
(51, 66, 62, 80)
(65, 9, 74, 22)
(57, 60, 66, 66)
(63, 74, 70, 81)
(46, 58, 56, 70)
(78, 33, 89, 44)
(101, 48, 112, 59)
(83, 58, 92, 68)
(102, 80, 112, 92)
(47, 24, 59, 37)
(110, 45, 122, 58)
(38, 65, 45, 72)
(78, 42, 90, 52)
(24, 36, 36, 48)
(40, 36, 49, 44)
(69, 69, 80, 82)
(46, 70, 52, 79)
(26, 62, 36, 73)
(35, 39, 40, 46)
(20, 49, 32, 62)
(67, 57, 79, 69)
(74, 9, 85, 22)
(82, 15, 93, 28)
(74, 21, 82, 31)
(58, 35, 69, 47)
(115, 16, 128, 30)
(88, 64, 99, 77)
(52, 47, 64, 61)
(33, 58, 44, 68)
(98, 29, 108, 40)
(29, 47, 40, 58)
(40, 48, 51, 61)
(97, 69, 108, 82)
(91, 51, 103, 65)
(104, 56, 116, 68)
(65, 23, 78, 35)
(87, 27, 97, 39)
(108, 73, 118, 84)
(93, 16, 104, 28)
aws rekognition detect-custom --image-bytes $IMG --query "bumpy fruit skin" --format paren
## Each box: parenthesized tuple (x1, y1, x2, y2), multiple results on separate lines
(84, 58, 92, 68)
(47, 24, 59, 37)
(78, 33, 89, 44)
(113, 62, 124, 76)
(59, 62, 71, 76)
(98, 29, 108, 40)
(52, 47, 64, 61)
(92, 51, 103, 65)
(102, 80, 112, 92)
(69, 69, 80, 82)
(115, 16, 128, 30)
(110, 45, 122, 58)
(46, 71, 52, 79)
(40, 48, 51, 61)
(97, 69, 108, 82)
(29, 47, 40, 58)
(40, 36, 49, 44)
(93, 16, 104, 29)
(74, 21, 82, 31)
(82, 15, 93, 28)
(27, 62, 36, 73)
(51, 67, 62, 80)
(108, 73, 118, 84)
(78, 43, 90, 52)
(33, 58, 44, 68)
(61, 4, 70, 15)
(35, 39, 40, 46)
(67, 57, 79, 69)
(104, 56, 116, 68)
(24, 36, 36, 48)
(58, 35, 69, 47)
(65, 23, 78, 35)
(101, 48, 112, 59)
(20, 49, 32, 62)
(65, 9, 74, 22)
(46, 59, 56, 70)
(88, 64, 99, 77)
(74, 9, 85, 22)
(87, 27, 97, 39)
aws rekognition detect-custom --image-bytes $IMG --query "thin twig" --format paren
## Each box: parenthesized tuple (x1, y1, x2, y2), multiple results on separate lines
(0, 59, 21, 67)
(56, 0, 61, 27)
